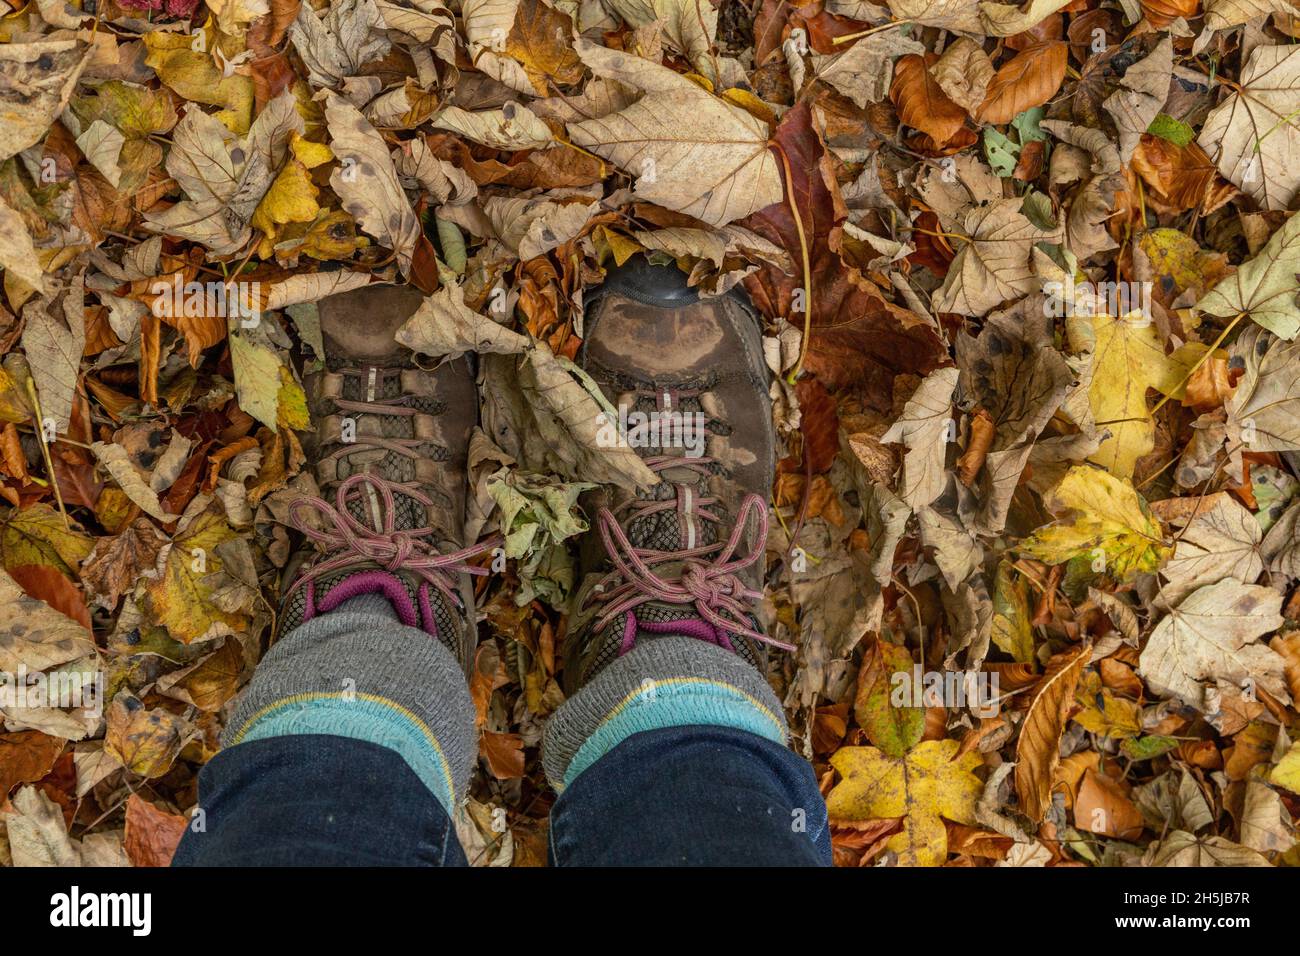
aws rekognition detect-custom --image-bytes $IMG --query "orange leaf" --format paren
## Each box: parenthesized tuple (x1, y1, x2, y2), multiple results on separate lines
(124, 793, 189, 867)
(977, 42, 1068, 125)
(8, 564, 92, 631)
(0, 731, 65, 799)
(1014, 642, 1090, 822)
(481, 730, 525, 780)
(890, 54, 969, 147)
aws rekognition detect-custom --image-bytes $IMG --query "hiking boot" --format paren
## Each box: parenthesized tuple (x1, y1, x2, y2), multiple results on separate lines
(562, 256, 790, 694)
(279, 284, 492, 671)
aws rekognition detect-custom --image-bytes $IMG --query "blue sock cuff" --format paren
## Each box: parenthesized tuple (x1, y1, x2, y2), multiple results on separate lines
(235, 693, 458, 814)
(563, 677, 785, 787)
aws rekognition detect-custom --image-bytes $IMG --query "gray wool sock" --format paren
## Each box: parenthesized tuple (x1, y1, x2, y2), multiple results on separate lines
(542, 635, 788, 792)
(332, 592, 402, 619)
(223, 607, 476, 815)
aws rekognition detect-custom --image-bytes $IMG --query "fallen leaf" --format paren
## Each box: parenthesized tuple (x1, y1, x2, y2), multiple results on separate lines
(567, 40, 783, 226)
(976, 42, 1068, 126)
(827, 739, 984, 866)
(1198, 45, 1300, 211)
(1199, 207, 1300, 340)
(1015, 642, 1089, 822)
(880, 366, 958, 511)
(123, 793, 189, 866)
(1139, 579, 1287, 711)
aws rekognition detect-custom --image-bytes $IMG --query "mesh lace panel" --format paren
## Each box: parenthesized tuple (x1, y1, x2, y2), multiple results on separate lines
(574, 375, 768, 684)
(329, 370, 449, 529)
(619, 389, 720, 552)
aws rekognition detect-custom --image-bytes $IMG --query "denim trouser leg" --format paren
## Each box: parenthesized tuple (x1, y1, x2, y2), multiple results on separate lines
(548, 725, 832, 866)
(173, 734, 467, 866)
(174, 724, 829, 866)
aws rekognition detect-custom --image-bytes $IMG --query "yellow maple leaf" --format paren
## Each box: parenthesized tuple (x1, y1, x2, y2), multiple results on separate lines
(1018, 465, 1170, 582)
(144, 510, 249, 644)
(142, 28, 253, 134)
(1069, 312, 1181, 478)
(827, 740, 983, 866)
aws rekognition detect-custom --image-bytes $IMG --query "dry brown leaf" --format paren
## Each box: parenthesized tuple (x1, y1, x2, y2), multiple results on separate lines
(890, 54, 969, 146)
(1015, 643, 1090, 822)
(977, 41, 1068, 125)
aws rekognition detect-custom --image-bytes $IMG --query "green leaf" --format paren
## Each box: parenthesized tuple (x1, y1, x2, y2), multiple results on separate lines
(1011, 105, 1047, 143)
(853, 640, 925, 758)
(983, 126, 1019, 177)
(486, 470, 597, 608)
(1121, 735, 1179, 761)
(1146, 112, 1194, 147)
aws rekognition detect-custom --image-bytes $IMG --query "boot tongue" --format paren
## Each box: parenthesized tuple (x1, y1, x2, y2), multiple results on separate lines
(623, 482, 720, 553)
(340, 476, 428, 535)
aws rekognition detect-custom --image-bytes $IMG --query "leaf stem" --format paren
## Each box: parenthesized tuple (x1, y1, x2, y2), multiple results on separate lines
(24, 378, 68, 528)
(1148, 311, 1245, 417)
(830, 19, 913, 46)
(776, 144, 813, 385)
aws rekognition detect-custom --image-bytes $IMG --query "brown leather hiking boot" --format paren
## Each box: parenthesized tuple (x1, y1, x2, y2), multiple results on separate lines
(562, 257, 791, 694)
(279, 284, 492, 670)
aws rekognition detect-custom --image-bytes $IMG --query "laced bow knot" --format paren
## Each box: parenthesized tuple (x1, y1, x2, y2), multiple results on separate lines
(286, 472, 497, 609)
(591, 488, 795, 651)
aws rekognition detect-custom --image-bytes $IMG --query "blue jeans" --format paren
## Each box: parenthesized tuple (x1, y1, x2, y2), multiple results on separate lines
(173, 725, 831, 866)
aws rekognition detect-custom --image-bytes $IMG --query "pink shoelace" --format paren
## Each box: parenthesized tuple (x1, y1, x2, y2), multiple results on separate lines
(286, 472, 497, 611)
(587, 455, 795, 654)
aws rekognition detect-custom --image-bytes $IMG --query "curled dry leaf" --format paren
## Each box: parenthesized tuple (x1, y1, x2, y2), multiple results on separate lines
(1015, 642, 1090, 823)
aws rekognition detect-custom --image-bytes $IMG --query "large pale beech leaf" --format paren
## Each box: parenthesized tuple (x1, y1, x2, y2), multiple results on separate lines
(1139, 579, 1287, 711)
(566, 40, 783, 226)
(1198, 45, 1300, 211)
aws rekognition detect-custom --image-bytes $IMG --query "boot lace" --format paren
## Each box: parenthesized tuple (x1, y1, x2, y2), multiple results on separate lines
(586, 454, 794, 653)
(286, 473, 497, 612)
